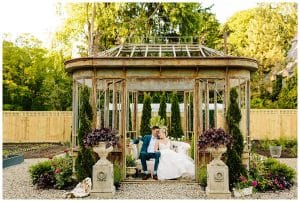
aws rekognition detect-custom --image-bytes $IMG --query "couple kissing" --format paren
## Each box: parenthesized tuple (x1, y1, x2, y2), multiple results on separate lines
(133, 126, 195, 180)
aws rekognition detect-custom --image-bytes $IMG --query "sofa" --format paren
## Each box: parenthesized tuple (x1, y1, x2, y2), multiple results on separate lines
(128, 140, 191, 176)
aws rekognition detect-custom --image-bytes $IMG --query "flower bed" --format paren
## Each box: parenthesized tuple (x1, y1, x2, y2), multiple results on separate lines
(233, 153, 296, 197)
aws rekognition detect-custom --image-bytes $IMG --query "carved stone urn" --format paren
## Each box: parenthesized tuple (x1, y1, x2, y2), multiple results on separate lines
(206, 145, 227, 164)
(93, 142, 113, 164)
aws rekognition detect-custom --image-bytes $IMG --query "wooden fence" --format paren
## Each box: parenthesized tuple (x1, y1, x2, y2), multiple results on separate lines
(3, 111, 72, 143)
(2, 109, 297, 143)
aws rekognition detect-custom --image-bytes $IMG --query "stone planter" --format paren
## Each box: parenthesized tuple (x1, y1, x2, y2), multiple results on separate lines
(206, 146, 227, 161)
(126, 167, 137, 179)
(3, 154, 24, 168)
(93, 142, 113, 164)
(233, 186, 253, 197)
(206, 146, 231, 198)
(269, 145, 282, 158)
(90, 142, 115, 198)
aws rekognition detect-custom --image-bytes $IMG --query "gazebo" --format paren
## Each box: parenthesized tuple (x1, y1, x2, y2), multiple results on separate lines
(65, 37, 258, 181)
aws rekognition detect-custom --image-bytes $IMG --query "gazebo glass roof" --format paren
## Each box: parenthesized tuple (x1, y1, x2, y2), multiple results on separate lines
(98, 43, 225, 58)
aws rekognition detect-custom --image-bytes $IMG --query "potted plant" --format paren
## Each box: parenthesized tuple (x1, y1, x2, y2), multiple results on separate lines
(113, 164, 123, 190)
(198, 128, 233, 160)
(126, 154, 137, 178)
(198, 165, 207, 191)
(269, 142, 282, 158)
(232, 175, 257, 197)
(83, 127, 119, 163)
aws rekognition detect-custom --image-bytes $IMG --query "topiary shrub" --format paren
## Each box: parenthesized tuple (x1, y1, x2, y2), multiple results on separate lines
(158, 92, 167, 126)
(140, 92, 152, 136)
(170, 92, 184, 139)
(226, 88, 246, 190)
(75, 85, 96, 181)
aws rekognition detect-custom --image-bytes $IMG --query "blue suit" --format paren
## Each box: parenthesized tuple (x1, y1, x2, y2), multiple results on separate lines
(133, 134, 161, 173)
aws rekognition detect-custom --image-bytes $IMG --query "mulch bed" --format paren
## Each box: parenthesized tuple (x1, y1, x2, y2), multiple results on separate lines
(3, 143, 69, 159)
(251, 140, 297, 158)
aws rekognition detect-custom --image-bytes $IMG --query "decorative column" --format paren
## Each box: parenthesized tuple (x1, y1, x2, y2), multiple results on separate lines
(206, 146, 231, 199)
(90, 142, 115, 198)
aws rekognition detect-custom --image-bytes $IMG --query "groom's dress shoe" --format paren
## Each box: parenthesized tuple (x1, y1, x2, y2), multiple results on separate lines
(153, 175, 158, 180)
(142, 174, 151, 180)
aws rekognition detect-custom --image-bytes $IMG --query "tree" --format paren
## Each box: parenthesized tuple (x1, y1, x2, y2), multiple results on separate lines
(2, 34, 72, 111)
(271, 75, 283, 102)
(277, 73, 297, 109)
(75, 85, 95, 181)
(170, 92, 184, 139)
(140, 92, 152, 136)
(54, 2, 221, 57)
(158, 92, 167, 126)
(225, 3, 297, 98)
(226, 88, 246, 190)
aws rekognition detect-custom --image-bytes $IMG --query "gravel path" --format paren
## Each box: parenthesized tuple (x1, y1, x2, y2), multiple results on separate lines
(2, 158, 298, 199)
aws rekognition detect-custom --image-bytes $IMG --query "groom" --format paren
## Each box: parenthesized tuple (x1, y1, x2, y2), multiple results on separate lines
(133, 126, 160, 180)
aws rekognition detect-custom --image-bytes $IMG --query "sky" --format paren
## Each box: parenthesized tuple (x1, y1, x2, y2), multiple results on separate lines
(0, 0, 295, 46)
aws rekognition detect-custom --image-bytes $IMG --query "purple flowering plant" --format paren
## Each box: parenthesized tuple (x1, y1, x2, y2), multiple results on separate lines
(198, 128, 233, 150)
(235, 175, 258, 190)
(83, 127, 119, 148)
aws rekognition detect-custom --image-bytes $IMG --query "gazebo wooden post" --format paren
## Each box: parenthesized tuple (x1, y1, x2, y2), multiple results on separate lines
(246, 80, 251, 167)
(133, 91, 138, 138)
(104, 81, 110, 128)
(112, 80, 117, 129)
(205, 80, 209, 130)
(121, 80, 128, 179)
(193, 79, 200, 182)
(184, 91, 188, 140)
(225, 67, 230, 131)
(214, 81, 217, 128)
(92, 75, 97, 129)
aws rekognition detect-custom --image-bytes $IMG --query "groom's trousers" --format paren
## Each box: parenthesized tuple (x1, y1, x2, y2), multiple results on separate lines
(140, 151, 161, 173)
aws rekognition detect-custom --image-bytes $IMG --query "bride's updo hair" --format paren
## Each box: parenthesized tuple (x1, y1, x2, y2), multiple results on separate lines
(160, 126, 168, 137)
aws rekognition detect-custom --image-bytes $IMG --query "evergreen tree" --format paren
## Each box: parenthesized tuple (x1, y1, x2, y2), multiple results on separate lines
(75, 85, 96, 181)
(158, 92, 167, 126)
(226, 88, 246, 190)
(271, 75, 283, 102)
(140, 92, 152, 136)
(170, 92, 184, 139)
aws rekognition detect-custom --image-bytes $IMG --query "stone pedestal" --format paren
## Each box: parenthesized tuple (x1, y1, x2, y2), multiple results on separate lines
(206, 147, 231, 199)
(90, 143, 115, 199)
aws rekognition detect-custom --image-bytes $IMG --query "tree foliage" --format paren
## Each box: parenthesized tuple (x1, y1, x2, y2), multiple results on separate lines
(277, 73, 297, 109)
(225, 3, 297, 104)
(140, 92, 152, 136)
(3, 34, 72, 111)
(55, 2, 221, 57)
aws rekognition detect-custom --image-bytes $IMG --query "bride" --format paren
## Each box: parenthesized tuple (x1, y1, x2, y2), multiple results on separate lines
(155, 127, 195, 180)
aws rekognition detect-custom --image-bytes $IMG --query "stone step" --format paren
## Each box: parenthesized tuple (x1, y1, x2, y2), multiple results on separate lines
(122, 179, 198, 184)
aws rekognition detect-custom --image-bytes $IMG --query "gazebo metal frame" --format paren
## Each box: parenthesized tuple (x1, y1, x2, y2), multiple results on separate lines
(65, 40, 258, 181)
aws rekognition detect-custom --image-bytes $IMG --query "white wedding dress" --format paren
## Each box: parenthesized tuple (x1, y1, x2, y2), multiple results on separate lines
(157, 140, 195, 180)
